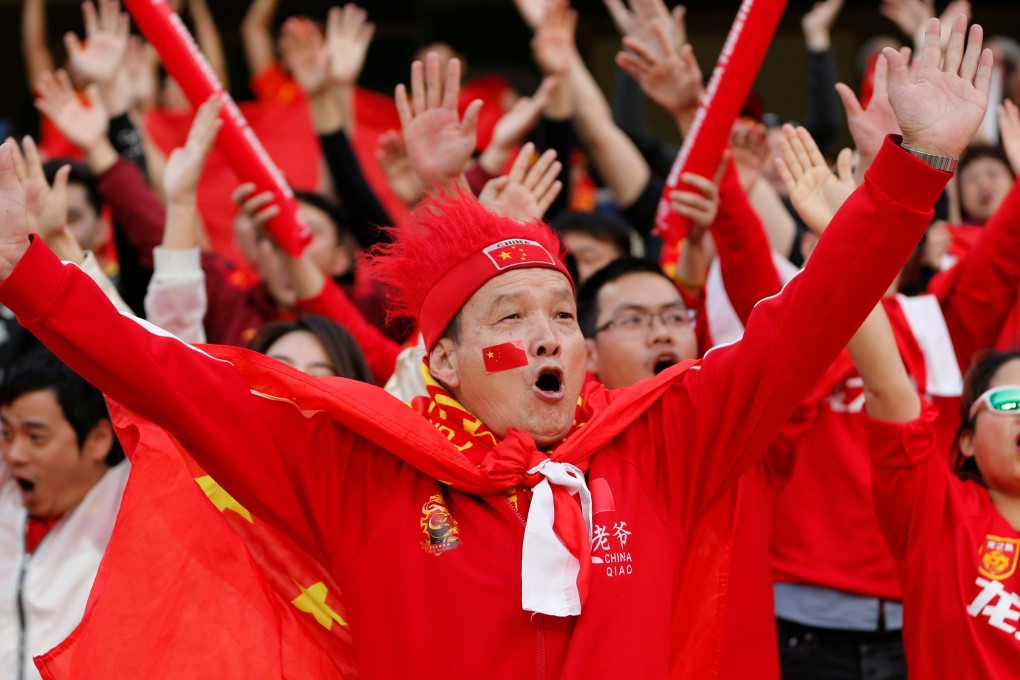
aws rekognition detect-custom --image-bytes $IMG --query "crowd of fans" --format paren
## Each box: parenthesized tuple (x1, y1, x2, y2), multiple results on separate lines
(1, 0, 1019, 678)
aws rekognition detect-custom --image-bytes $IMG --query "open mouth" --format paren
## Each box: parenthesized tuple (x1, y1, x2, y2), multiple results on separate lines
(533, 367, 565, 402)
(653, 354, 679, 375)
(15, 478, 35, 493)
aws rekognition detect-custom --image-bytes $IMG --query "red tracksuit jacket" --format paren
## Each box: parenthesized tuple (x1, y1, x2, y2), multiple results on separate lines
(0, 139, 947, 678)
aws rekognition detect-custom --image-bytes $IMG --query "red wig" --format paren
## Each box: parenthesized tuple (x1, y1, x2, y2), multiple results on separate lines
(364, 190, 570, 350)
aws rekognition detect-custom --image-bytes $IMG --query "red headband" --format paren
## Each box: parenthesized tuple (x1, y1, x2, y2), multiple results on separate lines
(418, 238, 573, 351)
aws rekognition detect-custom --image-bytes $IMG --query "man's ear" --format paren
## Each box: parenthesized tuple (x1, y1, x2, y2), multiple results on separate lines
(585, 337, 599, 376)
(429, 338, 461, 390)
(82, 419, 115, 464)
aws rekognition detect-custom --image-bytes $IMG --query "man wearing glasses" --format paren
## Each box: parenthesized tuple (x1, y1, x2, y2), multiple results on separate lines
(577, 258, 698, 390)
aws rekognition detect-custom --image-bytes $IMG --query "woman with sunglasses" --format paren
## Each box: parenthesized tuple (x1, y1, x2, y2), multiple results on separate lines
(848, 297, 1020, 677)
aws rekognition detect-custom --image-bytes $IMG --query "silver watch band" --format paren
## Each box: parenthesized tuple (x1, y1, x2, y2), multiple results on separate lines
(902, 145, 959, 174)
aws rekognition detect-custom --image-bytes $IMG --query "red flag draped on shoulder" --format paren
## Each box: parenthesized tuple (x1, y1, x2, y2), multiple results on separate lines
(34, 403, 355, 680)
(655, 0, 788, 246)
(121, 0, 311, 256)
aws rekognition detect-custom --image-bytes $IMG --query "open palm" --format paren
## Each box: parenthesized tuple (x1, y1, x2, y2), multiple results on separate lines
(776, 126, 856, 234)
(886, 16, 993, 158)
(65, 0, 130, 85)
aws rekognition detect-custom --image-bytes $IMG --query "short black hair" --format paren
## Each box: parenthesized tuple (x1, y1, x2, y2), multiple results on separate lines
(576, 257, 675, 337)
(249, 314, 375, 385)
(43, 159, 103, 215)
(552, 211, 633, 259)
(959, 144, 1014, 178)
(0, 347, 124, 466)
(956, 349, 1020, 484)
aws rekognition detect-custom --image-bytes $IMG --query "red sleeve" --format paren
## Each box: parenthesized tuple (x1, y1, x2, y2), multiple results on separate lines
(710, 160, 782, 326)
(636, 137, 953, 530)
(938, 177, 1020, 370)
(296, 277, 400, 385)
(95, 157, 166, 270)
(865, 399, 956, 562)
(0, 237, 378, 569)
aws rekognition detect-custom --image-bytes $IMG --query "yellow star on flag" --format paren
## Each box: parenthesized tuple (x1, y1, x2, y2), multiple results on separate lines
(487, 351, 495, 358)
(499, 250, 511, 261)
(292, 581, 347, 630)
(195, 476, 253, 523)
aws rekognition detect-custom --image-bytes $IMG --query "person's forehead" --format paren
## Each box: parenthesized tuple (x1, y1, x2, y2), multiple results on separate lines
(471, 268, 574, 307)
(1, 389, 64, 427)
(597, 272, 682, 316)
(564, 231, 622, 255)
(962, 156, 1012, 178)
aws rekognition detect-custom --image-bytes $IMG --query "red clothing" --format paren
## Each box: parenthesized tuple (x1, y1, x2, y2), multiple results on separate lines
(708, 158, 785, 680)
(866, 400, 1020, 679)
(771, 176, 1020, 602)
(929, 177, 1020, 354)
(1, 138, 948, 677)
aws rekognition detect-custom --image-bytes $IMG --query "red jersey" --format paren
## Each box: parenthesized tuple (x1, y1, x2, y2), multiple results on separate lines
(867, 401, 1020, 679)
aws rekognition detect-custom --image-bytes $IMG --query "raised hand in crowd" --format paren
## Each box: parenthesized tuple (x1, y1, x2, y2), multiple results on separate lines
(279, 19, 329, 98)
(775, 125, 856, 234)
(65, 0, 129, 85)
(604, 0, 686, 55)
(477, 77, 558, 176)
(8, 136, 80, 264)
(230, 183, 293, 305)
(376, 130, 422, 208)
(162, 97, 222, 248)
(730, 119, 770, 193)
(669, 159, 726, 242)
(542, 0, 651, 212)
(34, 71, 118, 173)
(124, 36, 158, 111)
(885, 16, 992, 159)
(999, 99, 1020, 176)
(65, 0, 134, 116)
(836, 52, 903, 183)
(531, 0, 577, 79)
(326, 4, 375, 88)
(615, 18, 703, 130)
(143, 97, 222, 344)
(671, 157, 726, 295)
(478, 143, 562, 222)
(396, 53, 482, 191)
(6, 137, 134, 315)
(881, 0, 971, 48)
(801, 0, 844, 52)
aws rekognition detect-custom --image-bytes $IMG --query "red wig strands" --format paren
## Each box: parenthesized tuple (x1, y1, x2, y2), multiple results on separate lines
(364, 190, 566, 324)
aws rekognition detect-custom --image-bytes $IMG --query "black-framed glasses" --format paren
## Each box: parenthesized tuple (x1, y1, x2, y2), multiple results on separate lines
(594, 308, 696, 335)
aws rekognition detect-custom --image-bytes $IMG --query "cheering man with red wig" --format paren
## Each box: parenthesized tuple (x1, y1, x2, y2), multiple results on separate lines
(0, 17, 995, 679)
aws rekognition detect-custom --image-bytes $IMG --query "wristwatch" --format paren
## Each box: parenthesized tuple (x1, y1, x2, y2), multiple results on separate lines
(901, 145, 959, 174)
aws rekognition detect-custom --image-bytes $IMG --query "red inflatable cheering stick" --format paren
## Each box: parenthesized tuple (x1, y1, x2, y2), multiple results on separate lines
(122, 0, 311, 256)
(655, 0, 787, 246)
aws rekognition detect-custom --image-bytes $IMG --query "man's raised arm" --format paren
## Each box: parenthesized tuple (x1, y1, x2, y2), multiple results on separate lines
(0, 140, 358, 567)
(649, 16, 993, 527)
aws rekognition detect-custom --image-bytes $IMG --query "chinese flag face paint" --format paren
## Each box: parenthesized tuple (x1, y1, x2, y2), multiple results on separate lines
(482, 341, 529, 374)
